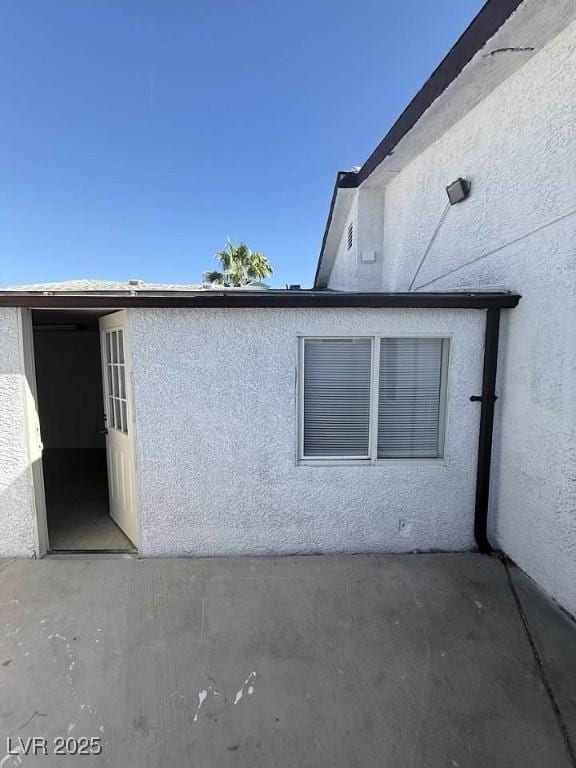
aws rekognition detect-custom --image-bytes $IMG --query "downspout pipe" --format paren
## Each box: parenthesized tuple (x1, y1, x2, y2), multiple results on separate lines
(471, 307, 501, 553)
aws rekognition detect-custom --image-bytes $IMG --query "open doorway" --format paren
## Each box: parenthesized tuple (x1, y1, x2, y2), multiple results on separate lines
(32, 309, 136, 552)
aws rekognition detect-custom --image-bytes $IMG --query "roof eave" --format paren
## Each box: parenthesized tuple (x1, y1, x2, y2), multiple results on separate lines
(314, 174, 358, 288)
(0, 290, 521, 310)
(314, 0, 527, 288)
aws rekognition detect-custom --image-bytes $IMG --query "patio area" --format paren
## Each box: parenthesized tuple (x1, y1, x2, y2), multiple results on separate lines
(0, 553, 574, 767)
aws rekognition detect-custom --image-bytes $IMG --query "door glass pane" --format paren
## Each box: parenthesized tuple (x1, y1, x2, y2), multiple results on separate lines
(121, 401, 128, 434)
(114, 399, 121, 431)
(119, 366, 126, 399)
(105, 332, 112, 364)
(117, 330, 125, 364)
(112, 331, 118, 363)
(112, 365, 119, 398)
(118, 398, 125, 433)
(108, 397, 115, 429)
(107, 364, 113, 395)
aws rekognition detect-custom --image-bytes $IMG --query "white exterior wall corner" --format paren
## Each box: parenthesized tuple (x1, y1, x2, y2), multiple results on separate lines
(374, 20, 576, 616)
(128, 307, 485, 558)
(0, 308, 36, 557)
(326, 194, 359, 291)
(326, 187, 390, 292)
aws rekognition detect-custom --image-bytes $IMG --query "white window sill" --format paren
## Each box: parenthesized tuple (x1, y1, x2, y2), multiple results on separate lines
(298, 458, 447, 468)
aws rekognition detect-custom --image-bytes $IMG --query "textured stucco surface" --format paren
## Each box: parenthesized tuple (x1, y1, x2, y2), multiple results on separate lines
(329, 188, 391, 293)
(0, 308, 36, 556)
(322, 0, 576, 291)
(128, 307, 484, 557)
(327, 194, 360, 291)
(325, 22, 576, 615)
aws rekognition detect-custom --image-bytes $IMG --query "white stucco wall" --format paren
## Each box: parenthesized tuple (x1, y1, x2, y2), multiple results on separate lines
(328, 188, 389, 292)
(327, 195, 359, 291)
(128, 307, 485, 557)
(0, 308, 36, 557)
(326, 22, 576, 614)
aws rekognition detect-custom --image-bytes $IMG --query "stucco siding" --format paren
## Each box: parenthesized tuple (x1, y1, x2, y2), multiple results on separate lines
(326, 195, 359, 291)
(327, 189, 389, 292)
(383, 20, 576, 296)
(0, 308, 36, 557)
(128, 307, 484, 557)
(342, 21, 576, 614)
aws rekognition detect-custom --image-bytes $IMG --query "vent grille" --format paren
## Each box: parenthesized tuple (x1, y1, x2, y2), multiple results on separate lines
(347, 222, 354, 250)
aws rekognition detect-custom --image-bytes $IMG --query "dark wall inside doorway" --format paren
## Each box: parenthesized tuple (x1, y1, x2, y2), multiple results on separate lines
(34, 329, 105, 453)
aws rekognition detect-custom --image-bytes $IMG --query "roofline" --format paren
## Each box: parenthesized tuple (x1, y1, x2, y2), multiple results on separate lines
(314, 0, 526, 288)
(314, 172, 352, 289)
(0, 290, 521, 310)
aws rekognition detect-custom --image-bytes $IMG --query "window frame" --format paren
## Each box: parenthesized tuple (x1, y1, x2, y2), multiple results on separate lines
(104, 327, 129, 435)
(297, 334, 450, 466)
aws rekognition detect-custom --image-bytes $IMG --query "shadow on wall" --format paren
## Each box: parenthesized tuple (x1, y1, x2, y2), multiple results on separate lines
(0, 460, 43, 559)
(1, 323, 109, 558)
(486, 309, 510, 545)
(0, 359, 41, 556)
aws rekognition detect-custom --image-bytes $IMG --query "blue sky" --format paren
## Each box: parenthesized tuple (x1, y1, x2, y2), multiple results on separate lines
(0, 0, 484, 288)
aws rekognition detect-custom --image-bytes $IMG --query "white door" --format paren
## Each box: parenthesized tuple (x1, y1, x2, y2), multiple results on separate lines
(100, 312, 139, 546)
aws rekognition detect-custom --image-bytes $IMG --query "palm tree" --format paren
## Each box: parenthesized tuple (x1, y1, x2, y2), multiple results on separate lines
(204, 241, 273, 287)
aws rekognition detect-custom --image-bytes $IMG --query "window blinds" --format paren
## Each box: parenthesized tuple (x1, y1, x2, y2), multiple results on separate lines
(303, 338, 371, 457)
(377, 337, 444, 458)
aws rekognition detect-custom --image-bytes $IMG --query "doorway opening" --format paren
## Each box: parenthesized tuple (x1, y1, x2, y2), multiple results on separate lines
(32, 309, 136, 553)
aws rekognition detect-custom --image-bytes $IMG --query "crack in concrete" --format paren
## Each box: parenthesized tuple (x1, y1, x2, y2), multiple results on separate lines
(17, 710, 47, 730)
(0, 561, 15, 577)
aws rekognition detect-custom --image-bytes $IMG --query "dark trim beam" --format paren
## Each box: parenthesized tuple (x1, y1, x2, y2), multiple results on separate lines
(0, 291, 521, 310)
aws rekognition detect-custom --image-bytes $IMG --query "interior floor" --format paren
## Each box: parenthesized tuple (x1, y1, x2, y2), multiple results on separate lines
(43, 450, 134, 552)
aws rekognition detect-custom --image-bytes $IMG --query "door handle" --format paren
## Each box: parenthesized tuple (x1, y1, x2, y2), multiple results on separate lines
(99, 427, 108, 435)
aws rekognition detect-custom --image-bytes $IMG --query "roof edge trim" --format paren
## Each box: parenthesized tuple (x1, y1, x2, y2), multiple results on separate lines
(0, 291, 521, 310)
(314, 0, 526, 287)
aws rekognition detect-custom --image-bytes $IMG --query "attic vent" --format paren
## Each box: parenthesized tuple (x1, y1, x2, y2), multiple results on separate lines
(128, 279, 142, 286)
(347, 222, 354, 251)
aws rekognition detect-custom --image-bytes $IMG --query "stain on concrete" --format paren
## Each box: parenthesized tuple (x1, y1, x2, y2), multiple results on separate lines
(132, 714, 151, 737)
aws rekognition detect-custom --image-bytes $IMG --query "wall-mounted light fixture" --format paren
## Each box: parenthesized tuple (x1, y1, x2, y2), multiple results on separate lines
(446, 178, 471, 205)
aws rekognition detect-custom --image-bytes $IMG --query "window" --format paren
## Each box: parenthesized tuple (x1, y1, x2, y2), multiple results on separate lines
(347, 221, 354, 250)
(303, 339, 371, 458)
(377, 338, 445, 458)
(299, 337, 448, 461)
(104, 329, 128, 434)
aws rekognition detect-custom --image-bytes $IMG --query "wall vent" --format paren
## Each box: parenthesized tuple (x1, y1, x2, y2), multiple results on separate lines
(347, 222, 354, 251)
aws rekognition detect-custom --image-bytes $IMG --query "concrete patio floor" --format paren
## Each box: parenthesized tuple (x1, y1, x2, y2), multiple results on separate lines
(0, 554, 574, 767)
